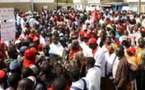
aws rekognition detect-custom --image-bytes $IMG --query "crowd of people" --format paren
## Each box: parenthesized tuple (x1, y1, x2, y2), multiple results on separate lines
(0, 7, 145, 90)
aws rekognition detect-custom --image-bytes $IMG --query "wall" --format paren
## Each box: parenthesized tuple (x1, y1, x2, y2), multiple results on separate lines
(0, 3, 31, 11)
(126, 0, 145, 2)
(0, 2, 74, 11)
(0, 0, 54, 3)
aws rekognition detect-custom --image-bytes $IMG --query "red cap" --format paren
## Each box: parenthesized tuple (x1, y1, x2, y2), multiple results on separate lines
(23, 59, 35, 68)
(87, 38, 97, 45)
(33, 36, 39, 42)
(79, 31, 85, 36)
(29, 34, 39, 42)
(84, 33, 91, 39)
(24, 48, 36, 60)
(140, 27, 145, 32)
(30, 47, 37, 54)
(127, 47, 136, 55)
(24, 49, 31, 59)
(0, 70, 6, 79)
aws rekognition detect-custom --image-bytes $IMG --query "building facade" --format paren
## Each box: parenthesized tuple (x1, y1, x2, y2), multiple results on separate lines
(101, 0, 124, 11)
(124, 0, 145, 13)
(0, 0, 55, 11)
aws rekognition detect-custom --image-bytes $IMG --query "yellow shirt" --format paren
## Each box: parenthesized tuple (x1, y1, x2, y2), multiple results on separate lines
(136, 47, 144, 65)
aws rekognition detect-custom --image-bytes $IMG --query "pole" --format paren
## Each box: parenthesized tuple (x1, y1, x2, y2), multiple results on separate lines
(138, 0, 141, 14)
(56, 0, 58, 9)
(31, 0, 34, 11)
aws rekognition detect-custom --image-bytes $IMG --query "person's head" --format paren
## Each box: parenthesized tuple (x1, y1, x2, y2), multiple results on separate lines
(24, 47, 37, 60)
(38, 59, 49, 72)
(7, 45, 18, 59)
(52, 77, 66, 90)
(107, 44, 115, 54)
(71, 40, 80, 50)
(22, 68, 34, 78)
(70, 66, 80, 82)
(122, 39, 131, 48)
(8, 73, 21, 88)
(83, 33, 90, 43)
(52, 31, 59, 44)
(29, 65, 39, 75)
(138, 37, 145, 48)
(140, 28, 145, 37)
(127, 47, 136, 56)
(54, 64, 63, 77)
(116, 46, 124, 57)
(9, 60, 21, 73)
(109, 30, 115, 38)
(87, 38, 97, 50)
(105, 36, 112, 45)
(35, 83, 46, 90)
(86, 57, 95, 70)
(19, 46, 27, 56)
(17, 78, 34, 90)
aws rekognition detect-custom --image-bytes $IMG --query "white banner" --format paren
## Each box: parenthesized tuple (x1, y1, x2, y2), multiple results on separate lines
(0, 8, 16, 42)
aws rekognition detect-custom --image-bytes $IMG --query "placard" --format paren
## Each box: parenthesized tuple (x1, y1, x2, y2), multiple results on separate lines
(0, 8, 16, 42)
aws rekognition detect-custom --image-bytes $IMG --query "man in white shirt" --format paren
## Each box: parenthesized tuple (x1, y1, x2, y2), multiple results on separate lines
(112, 57, 119, 79)
(70, 66, 88, 90)
(79, 41, 93, 57)
(49, 32, 64, 57)
(85, 57, 101, 90)
(104, 45, 116, 77)
(94, 46, 107, 77)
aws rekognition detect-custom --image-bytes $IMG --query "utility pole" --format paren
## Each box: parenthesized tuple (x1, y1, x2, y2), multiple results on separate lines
(138, 0, 141, 14)
(56, 0, 58, 9)
(31, 0, 34, 11)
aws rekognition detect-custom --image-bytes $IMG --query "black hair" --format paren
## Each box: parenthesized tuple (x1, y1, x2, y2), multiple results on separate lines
(52, 77, 66, 90)
(7, 45, 18, 59)
(22, 68, 34, 78)
(86, 57, 95, 69)
(122, 40, 131, 48)
(115, 46, 124, 58)
(8, 73, 21, 89)
(70, 66, 80, 82)
(17, 78, 34, 90)
(138, 37, 145, 48)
